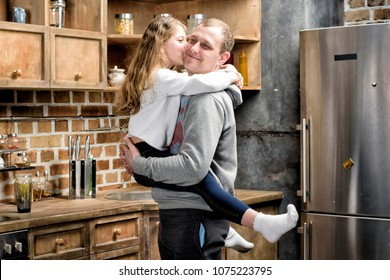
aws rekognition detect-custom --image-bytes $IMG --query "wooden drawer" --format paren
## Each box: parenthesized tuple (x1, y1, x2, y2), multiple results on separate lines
(0, 22, 50, 88)
(90, 212, 143, 255)
(90, 245, 143, 260)
(29, 221, 89, 260)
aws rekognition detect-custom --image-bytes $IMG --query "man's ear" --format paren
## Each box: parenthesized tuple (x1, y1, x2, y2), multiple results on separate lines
(219, 52, 231, 65)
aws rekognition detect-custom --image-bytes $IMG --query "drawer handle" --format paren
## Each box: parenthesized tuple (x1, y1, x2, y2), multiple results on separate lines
(113, 228, 122, 236)
(12, 69, 23, 79)
(55, 238, 65, 246)
(74, 72, 83, 81)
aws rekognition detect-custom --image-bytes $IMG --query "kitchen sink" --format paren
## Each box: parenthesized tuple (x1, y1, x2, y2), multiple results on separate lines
(103, 190, 153, 201)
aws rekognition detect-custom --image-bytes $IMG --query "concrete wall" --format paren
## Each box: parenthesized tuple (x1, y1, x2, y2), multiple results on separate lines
(234, 0, 344, 259)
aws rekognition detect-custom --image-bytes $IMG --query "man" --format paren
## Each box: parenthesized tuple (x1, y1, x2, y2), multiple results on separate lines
(123, 18, 243, 260)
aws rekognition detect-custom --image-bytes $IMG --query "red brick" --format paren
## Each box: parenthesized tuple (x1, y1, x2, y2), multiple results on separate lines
(368, 0, 385, 6)
(38, 121, 51, 133)
(36, 91, 52, 103)
(53, 91, 71, 103)
(373, 8, 390, 19)
(48, 106, 78, 116)
(345, 10, 370, 21)
(0, 91, 15, 103)
(89, 91, 102, 103)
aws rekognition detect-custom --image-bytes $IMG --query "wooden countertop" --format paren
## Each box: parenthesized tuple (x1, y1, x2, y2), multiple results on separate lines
(0, 187, 283, 234)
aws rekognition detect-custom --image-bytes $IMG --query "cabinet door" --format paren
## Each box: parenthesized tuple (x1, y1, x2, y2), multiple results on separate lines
(0, 22, 50, 88)
(89, 212, 144, 256)
(50, 28, 107, 90)
(28, 221, 89, 260)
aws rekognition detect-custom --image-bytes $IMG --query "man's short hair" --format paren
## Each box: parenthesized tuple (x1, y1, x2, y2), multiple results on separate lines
(200, 18, 234, 53)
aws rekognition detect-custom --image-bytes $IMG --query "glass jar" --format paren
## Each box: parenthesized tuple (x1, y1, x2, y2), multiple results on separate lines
(0, 134, 7, 150)
(7, 133, 20, 150)
(187, 14, 207, 35)
(14, 174, 33, 213)
(114, 13, 134, 35)
(15, 152, 31, 168)
(49, 0, 66, 28)
(154, 13, 172, 18)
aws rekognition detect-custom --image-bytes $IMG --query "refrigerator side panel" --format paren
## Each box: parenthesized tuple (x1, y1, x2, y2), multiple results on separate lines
(301, 213, 390, 260)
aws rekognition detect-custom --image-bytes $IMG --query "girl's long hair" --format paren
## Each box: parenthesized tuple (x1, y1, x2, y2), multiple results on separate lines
(115, 17, 186, 115)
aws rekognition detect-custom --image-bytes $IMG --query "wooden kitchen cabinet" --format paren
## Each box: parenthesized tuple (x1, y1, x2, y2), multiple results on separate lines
(0, 0, 106, 89)
(28, 212, 144, 260)
(0, 22, 50, 88)
(50, 28, 106, 90)
(106, 0, 261, 90)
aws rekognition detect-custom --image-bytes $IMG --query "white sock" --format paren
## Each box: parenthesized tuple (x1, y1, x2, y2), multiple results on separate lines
(224, 227, 254, 253)
(253, 204, 299, 243)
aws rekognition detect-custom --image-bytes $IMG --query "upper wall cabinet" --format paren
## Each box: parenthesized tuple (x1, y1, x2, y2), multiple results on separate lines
(0, 22, 50, 88)
(107, 0, 261, 91)
(0, 0, 106, 90)
(0, 0, 261, 91)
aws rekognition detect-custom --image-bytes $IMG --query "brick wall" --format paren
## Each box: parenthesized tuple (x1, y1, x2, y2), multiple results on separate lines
(345, 0, 390, 24)
(0, 89, 132, 201)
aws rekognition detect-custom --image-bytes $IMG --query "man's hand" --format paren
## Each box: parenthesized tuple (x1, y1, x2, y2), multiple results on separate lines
(120, 137, 141, 175)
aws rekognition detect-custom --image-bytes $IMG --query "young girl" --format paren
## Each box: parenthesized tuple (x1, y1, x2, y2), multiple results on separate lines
(117, 17, 298, 247)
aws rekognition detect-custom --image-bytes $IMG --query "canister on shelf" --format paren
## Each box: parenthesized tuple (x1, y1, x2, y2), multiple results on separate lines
(0, 135, 7, 150)
(7, 133, 20, 150)
(115, 13, 134, 35)
(49, 0, 66, 28)
(239, 51, 248, 86)
(15, 152, 31, 168)
(187, 14, 207, 35)
(154, 13, 172, 18)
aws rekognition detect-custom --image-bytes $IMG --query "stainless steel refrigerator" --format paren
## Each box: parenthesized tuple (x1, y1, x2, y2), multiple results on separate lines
(298, 23, 390, 260)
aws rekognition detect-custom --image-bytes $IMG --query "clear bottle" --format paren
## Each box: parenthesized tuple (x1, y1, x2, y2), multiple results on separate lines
(49, 0, 66, 28)
(14, 174, 33, 213)
(15, 152, 31, 168)
(239, 51, 248, 86)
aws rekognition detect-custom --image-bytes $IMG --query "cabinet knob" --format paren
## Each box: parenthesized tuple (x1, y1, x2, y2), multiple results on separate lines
(12, 69, 23, 79)
(113, 228, 122, 236)
(74, 72, 83, 81)
(55, 238, 65, 246)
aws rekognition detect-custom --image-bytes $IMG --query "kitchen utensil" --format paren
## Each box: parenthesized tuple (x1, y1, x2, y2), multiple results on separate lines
(68, 136, 76, 199)
(75, 136, 81, 198)
(84, 136, 92, 196)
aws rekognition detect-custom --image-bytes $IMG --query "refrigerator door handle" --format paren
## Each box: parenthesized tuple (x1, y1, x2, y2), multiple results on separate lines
(297, 118, 307, 203)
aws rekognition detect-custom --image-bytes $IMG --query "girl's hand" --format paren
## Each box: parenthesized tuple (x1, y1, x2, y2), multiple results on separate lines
(220, 64, 244, 89)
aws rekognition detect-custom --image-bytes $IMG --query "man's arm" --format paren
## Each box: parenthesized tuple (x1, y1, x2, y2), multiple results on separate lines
(131, 94, 224, 186)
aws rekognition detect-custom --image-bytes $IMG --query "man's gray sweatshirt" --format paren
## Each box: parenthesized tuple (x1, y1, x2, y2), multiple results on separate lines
(133, 85, 243, 211)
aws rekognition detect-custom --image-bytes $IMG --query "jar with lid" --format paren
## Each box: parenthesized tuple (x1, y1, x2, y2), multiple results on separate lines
(15, 152, 31, 168)
(49, 0, 66, 28)
(108, 65, 126, 87)
(115, 13, 134, 35)
(0, 134, 7, 150)
(14, 174, 33, 213)
(154, 13, 172, 18)
(187, 14, 207, 35)
(7, 133, 20, 150)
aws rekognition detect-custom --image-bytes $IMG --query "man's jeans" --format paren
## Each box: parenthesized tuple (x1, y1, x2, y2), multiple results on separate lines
(158, 208, 229, 260)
